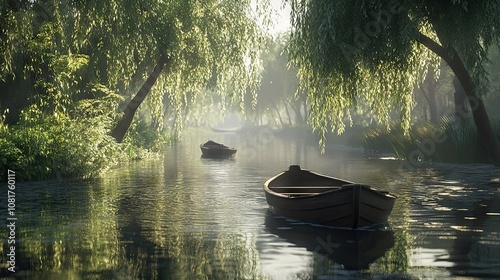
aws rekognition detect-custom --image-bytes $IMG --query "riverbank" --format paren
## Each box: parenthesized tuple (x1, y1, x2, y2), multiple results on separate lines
(1, 115, 171, 182)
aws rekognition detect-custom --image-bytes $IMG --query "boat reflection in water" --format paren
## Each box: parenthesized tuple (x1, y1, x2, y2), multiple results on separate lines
(264, 211, 394, 270)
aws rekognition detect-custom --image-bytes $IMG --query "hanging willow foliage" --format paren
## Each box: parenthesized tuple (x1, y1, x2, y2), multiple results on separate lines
(1, 0, 270, 128)
(287, 0, 500, 150)
(0, 0, 273, 179)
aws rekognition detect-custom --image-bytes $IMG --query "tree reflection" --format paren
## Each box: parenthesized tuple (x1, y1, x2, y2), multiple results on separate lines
(2, 159, 269, 279)
(446, 196, 500, 278)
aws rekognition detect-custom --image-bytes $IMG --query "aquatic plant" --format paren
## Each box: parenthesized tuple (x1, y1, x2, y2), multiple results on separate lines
(363, 116, 498, 164)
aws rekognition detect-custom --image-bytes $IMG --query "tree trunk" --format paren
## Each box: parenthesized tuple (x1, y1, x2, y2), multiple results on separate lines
(418, 33, 500, 165)
(453, 75, 468, 121)
(274, 104, 284, 127)
(111, 54, 170, 143)
(284, 102, 293, 126)
(420, 87, 438, 123)
(302, 97, 308, 124)
(423, 67, 438, 123)
(287, 97, 304, 125)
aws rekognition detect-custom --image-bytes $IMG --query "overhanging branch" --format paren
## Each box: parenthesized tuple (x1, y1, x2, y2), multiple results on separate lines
(417, 32, 450, 62)
(417, 32, 500, 165)
(416, 32, 471, 94)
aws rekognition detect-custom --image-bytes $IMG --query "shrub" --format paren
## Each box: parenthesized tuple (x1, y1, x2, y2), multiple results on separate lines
(1, 113, 124, 181)
(123, 117, 171, 160)
(1, 89, 171, 181)
(0, 91, 125, 181)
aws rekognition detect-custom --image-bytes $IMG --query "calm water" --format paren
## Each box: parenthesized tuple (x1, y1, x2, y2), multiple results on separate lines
(2, 128, 500, 279)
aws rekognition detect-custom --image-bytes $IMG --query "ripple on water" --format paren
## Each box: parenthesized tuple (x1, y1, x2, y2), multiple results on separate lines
(8, 134, 500, 279)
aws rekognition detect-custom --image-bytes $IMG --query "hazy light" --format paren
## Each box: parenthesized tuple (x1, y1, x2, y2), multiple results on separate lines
(269, 0, 291, 35)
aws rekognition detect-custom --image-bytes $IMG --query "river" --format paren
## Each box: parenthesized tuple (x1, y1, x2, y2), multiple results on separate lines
(2, 127, 500, 279)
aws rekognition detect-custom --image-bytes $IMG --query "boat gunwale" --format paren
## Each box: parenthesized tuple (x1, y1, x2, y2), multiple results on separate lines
(200, 145, 237, 152)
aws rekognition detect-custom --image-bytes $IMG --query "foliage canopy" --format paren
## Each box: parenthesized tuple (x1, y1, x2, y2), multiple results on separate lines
(1, 0, 270, 127)
(1, 0, 271, 180)
(288, 0, 500, 147)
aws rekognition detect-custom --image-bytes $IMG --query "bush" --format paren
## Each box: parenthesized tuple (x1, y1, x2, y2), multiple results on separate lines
(123, 117, 171, 160)
(1, 92, 122, 181)
(1, 113, 124, 181)
(0, 90, 171, 181)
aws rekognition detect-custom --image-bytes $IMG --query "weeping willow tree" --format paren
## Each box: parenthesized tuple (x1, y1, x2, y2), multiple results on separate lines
(288, 0, 500, 165)
(103, 0, 271, 142)
(0, 0, 271, 179)
(1, 0, 270, 139)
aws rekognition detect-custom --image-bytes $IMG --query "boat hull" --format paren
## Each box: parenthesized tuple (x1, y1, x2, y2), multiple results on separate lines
(263, 165, 396, 229)
(200, 140, 237, 158)
(200, 146, 237, 157)
(210, 126, 241, 133)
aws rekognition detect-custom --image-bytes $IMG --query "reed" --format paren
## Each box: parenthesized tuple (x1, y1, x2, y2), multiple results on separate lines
(363, 116, 499, 163)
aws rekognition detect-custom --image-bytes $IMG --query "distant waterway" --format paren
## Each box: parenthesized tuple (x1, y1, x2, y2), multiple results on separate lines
(2, 127, 500, 279)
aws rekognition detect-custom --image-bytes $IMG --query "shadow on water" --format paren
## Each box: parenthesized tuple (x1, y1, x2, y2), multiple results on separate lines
(394, 163, 500, 279)
(200, 154, 236, 161)
(264, 211, 395, 270)
(446, 196, 500, 278)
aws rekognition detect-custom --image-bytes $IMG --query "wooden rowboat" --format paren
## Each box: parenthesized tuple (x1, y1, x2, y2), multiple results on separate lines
(209, 126, 241, 133)
(263, 165, 396, 229)
(200, 140, 237, 158)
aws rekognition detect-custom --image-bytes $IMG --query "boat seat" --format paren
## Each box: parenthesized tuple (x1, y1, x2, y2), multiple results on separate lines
(270, 186, 341, 190)
(281, 193, 318, 197)
(270, 186, 341, 194)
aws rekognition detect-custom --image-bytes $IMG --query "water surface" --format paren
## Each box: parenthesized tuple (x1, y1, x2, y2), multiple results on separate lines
(2, 128, 500, 279)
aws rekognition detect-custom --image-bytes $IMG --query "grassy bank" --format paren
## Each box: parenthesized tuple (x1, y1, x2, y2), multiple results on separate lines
(363, 116, 500, 163)
(1, 105, 171, 182)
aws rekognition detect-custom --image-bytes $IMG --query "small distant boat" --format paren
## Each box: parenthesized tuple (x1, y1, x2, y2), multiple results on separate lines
(263, 165, 396, 229)
(210, 126, 241, 133)
(200, 140, 237, 158)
